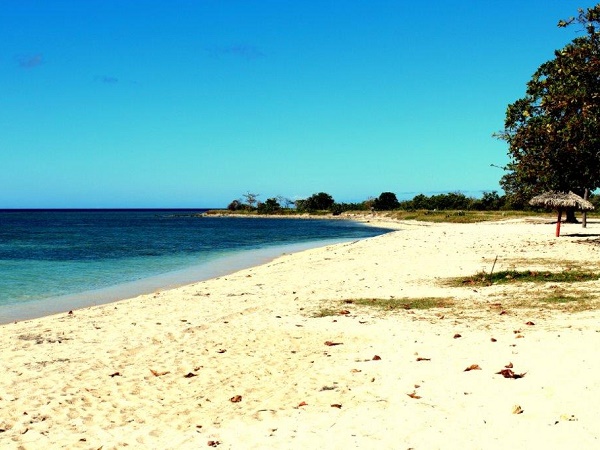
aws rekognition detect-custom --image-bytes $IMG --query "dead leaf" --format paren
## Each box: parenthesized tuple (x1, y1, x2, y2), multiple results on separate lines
(150, 369, 170, 377)
(512, 405, 524, 414)
(407, 391, 421, 399)
(324, 341, 343, 346)
(372, 355, 381, 361)
(331, 404, 342, 409)
(496, 368, 526, 379)
(339, 310, 351, 315)
(298, 401, 307, 407)
(464, 364, 482, 372)
(230, 395, 242, 403)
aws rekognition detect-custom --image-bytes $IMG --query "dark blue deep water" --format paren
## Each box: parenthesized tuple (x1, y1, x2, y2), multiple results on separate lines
(0, 210, 391, 321)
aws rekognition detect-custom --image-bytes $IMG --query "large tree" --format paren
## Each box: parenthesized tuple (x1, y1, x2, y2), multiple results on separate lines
(497, 5, 600, 218)
(296, 192, 335, 212)
(373, 192, 400, 211)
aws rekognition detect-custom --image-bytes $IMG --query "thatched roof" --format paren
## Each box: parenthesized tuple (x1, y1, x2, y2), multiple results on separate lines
(529, 191, 595, 211)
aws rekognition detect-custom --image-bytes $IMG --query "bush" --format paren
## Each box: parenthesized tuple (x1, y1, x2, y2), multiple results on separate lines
(227, 199, 252, 211)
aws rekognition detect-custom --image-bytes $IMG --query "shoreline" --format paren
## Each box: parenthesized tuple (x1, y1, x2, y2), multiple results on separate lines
(0, 236, 388, 325)
(0, 212, 398, 325)
(2, 218, 600, 448)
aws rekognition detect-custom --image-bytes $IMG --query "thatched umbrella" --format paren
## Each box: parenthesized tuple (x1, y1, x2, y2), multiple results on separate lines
(529, 191, 594, 237)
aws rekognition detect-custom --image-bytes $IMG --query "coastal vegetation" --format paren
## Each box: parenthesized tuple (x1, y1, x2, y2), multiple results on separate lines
(217, 189, 600, 221)
(495, 5, 600, 221)
(449, 269, 600, 287)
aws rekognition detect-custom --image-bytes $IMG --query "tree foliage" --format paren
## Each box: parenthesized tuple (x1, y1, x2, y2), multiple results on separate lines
(257, 198, 281, 214)
(373, 192, 400, 210)
(242, 192, 260, 209)
(228, 191, 510, 213)
(296, 192, 335, 212)
(497, 5, 600, 206)
(227, 199, 251, 211)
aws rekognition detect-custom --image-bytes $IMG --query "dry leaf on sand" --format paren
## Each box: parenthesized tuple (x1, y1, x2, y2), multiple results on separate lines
(496, 368, 526, 379)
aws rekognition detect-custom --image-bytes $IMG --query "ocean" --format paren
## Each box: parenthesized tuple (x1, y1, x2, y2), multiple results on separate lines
(0, 210, 392, 323)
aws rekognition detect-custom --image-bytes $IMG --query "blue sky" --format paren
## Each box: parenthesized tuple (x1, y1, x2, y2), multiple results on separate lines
(0, 1, 590, 208)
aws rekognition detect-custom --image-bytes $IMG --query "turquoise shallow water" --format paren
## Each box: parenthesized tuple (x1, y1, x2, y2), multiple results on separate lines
(0, 210, 392, 322)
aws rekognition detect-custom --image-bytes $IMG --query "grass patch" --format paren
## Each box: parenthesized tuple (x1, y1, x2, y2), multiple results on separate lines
(312, 297, 453, 317)
(449, 269, 600, 287)
(203, 209, 553, 223)
(501, 259, 591, 271)
(541, 293, 581, 304)
(525, 286, 595, 312)
(312, 307, 344, 318)
(385, 210, 540, 223)
(351, 297, 454, 310)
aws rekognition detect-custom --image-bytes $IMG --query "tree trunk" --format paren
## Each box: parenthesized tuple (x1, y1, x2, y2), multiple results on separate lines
(565, 208, 578, 223)
(583, 188, 589, 228)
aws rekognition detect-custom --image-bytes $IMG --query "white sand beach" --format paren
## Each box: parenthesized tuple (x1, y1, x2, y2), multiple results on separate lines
(2, 217, 600, 449)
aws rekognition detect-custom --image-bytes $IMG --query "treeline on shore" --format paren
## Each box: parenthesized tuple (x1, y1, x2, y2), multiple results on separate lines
(225, 190, 600, 215)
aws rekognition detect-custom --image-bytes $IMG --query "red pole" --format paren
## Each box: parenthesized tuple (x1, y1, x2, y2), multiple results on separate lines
(556, 209, 562, 237)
